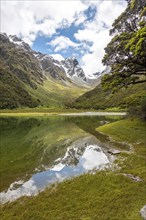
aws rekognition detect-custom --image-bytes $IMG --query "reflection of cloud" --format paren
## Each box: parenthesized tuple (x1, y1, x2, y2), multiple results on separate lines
(80, 146, 109, 170)
(52, 163, 65, 172)
(0, 179, 37, 204)
(0, 144, 110, 204)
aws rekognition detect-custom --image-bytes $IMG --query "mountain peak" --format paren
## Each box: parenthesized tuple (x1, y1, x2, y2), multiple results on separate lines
(9, 35, 21, 42)
(8, 34, 32, 52)
(61, 57, 86, 81)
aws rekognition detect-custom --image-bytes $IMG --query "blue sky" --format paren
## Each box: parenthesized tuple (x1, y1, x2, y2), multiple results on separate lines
(1, 0, 127, 76)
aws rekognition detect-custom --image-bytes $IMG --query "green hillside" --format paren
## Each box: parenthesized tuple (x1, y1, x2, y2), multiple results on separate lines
(0, 34, 89, 109)
(70, 83, 146, 111)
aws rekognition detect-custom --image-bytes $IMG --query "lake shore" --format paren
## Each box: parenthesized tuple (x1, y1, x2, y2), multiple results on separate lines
(59, 112, 126, 116)
(0, 111, 126, 117)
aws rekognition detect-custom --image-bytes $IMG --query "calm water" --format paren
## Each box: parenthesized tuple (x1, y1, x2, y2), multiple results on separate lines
(0, 115, 124, 203)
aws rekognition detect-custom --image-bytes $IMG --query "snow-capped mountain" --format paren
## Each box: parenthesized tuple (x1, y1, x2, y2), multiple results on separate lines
(35, 53, 67, 81)
(2, 33, 87, 84)
(2, 33, 101, 86)
(0, 32, 103, 91)
(0, 32, 105, 109)
(61, 57, 86, 81)
(9, 35, 32, 52)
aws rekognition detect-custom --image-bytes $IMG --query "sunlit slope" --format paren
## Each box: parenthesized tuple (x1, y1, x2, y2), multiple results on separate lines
(26, 76, 89, 107)
(70, 83, 146, 110)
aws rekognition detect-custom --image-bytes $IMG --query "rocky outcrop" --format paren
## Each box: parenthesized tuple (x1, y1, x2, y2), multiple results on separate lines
(140, 205, 146, 220)
(123, 174, 143, 182)
(36, 53, 67, 81)
(61, 57, 86, 81)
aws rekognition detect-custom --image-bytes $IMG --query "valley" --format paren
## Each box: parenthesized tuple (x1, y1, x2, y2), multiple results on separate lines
(0, 33, 97, 110)
(0, 0, 146, 219)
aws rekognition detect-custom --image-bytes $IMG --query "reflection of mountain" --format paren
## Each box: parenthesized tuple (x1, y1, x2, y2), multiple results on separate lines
(0, 137, 110, 204)
(0, 117, 87, 191)
(54, 136, 98, 166)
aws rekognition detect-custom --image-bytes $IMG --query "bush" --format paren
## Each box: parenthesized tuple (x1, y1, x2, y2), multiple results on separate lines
(128, 96, 146, 120)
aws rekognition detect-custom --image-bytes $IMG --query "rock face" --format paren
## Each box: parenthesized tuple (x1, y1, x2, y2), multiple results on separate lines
(36, 53, 67, 81)
(123, 174, 143, 182)
(107, 149, 121, 155)
(61, 57, 86, 82)
(140, 205, 146, 220)
(9, 35, 32, 52)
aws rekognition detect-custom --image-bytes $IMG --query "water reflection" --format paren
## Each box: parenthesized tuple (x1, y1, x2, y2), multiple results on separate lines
(0, 115, 124, 203)
(0, 138, 111, 203)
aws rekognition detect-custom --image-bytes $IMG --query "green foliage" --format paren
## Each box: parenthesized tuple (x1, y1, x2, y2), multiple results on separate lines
(127, 96, 146, 119)
(102, 0, 146, 91)
(0, 62, 39, 109)
(70, 83, 146, 111)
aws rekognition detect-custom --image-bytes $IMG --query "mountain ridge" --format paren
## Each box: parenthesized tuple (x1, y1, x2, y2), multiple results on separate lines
(0, 33, 99, 109)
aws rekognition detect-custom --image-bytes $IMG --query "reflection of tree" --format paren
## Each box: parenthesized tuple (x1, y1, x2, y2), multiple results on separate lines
(70, 116, 110, 142)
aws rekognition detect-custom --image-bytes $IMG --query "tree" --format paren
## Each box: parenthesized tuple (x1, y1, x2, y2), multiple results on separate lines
(102, 0, 146, 91)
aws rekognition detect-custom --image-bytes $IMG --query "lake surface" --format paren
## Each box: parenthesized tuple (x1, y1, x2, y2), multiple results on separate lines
(0, 115, 125, 203)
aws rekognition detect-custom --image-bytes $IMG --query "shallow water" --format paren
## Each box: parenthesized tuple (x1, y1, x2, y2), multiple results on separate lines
(0, 115, 124, 203)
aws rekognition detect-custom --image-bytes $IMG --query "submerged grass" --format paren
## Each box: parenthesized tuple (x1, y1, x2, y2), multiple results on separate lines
(1, 118, 146, 219)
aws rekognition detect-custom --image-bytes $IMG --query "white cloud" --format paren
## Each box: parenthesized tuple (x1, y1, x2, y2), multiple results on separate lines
(50, 54, 64, 62)
(74, 0, 127, 75)
(1, 0, 87, 44)
(95, 0, 127, 28)
(48, 36, 79, 52)
(74, 29, 97, 42)
(74, 12, 87, 26)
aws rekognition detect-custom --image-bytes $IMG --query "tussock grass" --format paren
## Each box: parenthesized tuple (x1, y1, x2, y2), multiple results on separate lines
(1, 172, 146, 220)
(97, 118, 146, 178)
(96, 118, 146, 143)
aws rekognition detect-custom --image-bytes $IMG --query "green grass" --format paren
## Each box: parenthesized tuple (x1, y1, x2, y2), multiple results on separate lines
(0, 108, 86, 116)
(96, 119, 146, 179)
(25, 76, 89, 108)
(96, 118, 146, 143)
(70, 83, 146, 111)
(1, 172, 146, 220)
